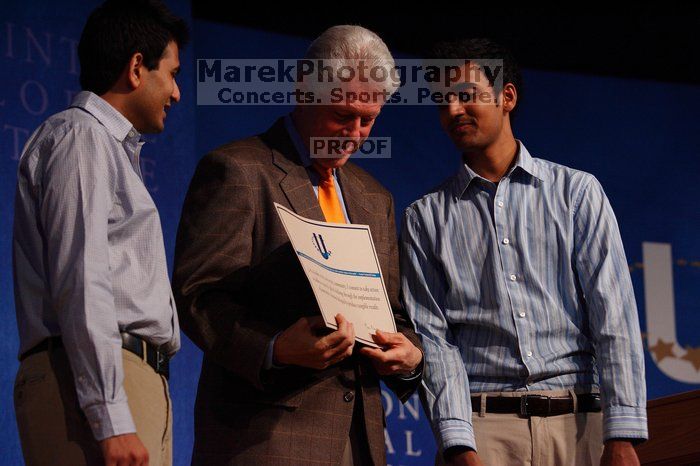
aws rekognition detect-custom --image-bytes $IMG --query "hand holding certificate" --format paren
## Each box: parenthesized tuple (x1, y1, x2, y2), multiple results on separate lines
(275, 203, 397, 348)
(274, 203, 423, 376)
(273, 313, 357, 370)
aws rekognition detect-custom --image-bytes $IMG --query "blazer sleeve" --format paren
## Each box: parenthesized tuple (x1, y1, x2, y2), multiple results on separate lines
(173, 150, 277, 391)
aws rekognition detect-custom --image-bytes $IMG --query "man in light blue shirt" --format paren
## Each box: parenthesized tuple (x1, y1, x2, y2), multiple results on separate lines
(13, 1, 187, 465)
(401, 39, 646, 466)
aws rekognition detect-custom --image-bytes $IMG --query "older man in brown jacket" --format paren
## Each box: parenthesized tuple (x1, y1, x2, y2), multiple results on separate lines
(173, 25, 423, 466)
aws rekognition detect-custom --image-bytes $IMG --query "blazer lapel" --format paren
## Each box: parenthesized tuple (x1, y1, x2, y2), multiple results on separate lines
(262, 118, 325, 221)
(337, 165, 373, 226)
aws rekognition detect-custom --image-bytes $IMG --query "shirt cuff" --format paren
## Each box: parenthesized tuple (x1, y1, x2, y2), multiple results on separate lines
(603, 406, 648, 442)
(264, 332, 285, 370)
(436, 419, 476, 452)
(83, 401, 136, 441)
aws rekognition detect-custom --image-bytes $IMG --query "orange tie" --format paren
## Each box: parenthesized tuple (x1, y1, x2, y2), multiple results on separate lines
(315, 167, 346, 224)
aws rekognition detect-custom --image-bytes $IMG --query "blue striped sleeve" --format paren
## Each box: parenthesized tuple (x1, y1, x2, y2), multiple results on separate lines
(400, 206, 477, 452)
(572, 175, 648, 441)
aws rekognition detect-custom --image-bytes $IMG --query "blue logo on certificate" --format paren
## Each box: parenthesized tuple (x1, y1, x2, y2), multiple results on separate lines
(312, 233, 331, 260)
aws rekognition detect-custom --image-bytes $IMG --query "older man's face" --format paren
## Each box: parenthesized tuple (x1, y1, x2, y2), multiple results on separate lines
(297, 79, 385, 170)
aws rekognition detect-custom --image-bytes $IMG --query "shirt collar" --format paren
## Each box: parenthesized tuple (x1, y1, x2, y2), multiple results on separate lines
(70, 91, 141, 144)
(515, 141, 549, 183)
(451, 140, 549, 200)
(284, 114, 313, 168)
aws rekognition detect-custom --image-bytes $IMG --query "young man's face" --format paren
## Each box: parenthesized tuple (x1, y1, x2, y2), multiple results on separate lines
(135, 40, 181, 133)
(438, 63, 510, 153)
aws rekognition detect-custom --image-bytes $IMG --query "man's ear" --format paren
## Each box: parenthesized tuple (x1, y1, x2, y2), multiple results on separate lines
(502, 83, 517, 114)
(126, 52, 145, 90)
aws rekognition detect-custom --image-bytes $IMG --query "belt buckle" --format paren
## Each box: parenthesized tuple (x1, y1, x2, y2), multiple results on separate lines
(519, 394, 550, 418)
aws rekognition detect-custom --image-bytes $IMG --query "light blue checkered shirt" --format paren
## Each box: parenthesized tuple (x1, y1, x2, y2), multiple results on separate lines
(13, 91, 179, 441)
(400, 142, 647, 452)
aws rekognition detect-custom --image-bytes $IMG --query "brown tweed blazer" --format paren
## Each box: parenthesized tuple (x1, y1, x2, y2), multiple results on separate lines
(172, 117, 422, 466)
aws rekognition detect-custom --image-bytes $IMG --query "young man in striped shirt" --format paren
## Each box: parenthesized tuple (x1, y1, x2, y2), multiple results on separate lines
(401, 38, 647, 466)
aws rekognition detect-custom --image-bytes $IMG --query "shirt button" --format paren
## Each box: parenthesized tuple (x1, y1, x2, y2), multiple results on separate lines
(526, 351, 533, 357)
(343, 391, 354, 402)
(497, 201, 504, 207)
(503, 238, 510, 245)
(519, 312, 526, 318)
(510, 274, 517, 281)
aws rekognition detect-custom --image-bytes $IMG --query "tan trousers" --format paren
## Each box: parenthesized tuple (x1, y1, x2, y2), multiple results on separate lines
(14, 346, 172, 466)
(438, 390, 604, 466)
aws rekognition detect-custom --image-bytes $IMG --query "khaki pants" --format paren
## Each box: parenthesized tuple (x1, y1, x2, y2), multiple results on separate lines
(438, 390, 604, 466)
(14, 346, 172, 466)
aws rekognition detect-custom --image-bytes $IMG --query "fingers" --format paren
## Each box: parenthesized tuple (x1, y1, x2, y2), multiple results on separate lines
(359, 345, 401, 375)
(334, 313, 348, 326)
(359, 347, 398, 375)
(359, 346, 386, 361)
(321, 315, 355, 349)
(372, 329, 406, 346)
(302, 314, 354, 369)
(321, 333, 354, 361)
(360, 347, 401, 367)
(101, 439, 149, 466)
(359, 340, 420, 375)
(326, 342, 355, 366)
(140, 450, 150, 466)
(276, 314, 360, 370)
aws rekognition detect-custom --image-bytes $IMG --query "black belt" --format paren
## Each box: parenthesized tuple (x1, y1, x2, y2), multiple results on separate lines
(20, 333, 170, 380)
(471, 393, 601, 418)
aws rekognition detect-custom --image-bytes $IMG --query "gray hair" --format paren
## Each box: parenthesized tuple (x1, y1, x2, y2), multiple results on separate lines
(304, 25, 398, 95)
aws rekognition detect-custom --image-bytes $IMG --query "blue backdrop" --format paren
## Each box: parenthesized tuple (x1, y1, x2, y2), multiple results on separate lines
(1, 3, 699, 465)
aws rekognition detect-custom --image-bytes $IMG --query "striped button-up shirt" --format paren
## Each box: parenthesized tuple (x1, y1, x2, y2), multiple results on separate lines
(400, 142, 647, 452)
(13, 91, 179, 441)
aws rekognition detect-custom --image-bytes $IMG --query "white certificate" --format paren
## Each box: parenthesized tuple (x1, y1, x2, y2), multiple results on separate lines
(275, 203, 397, 348)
